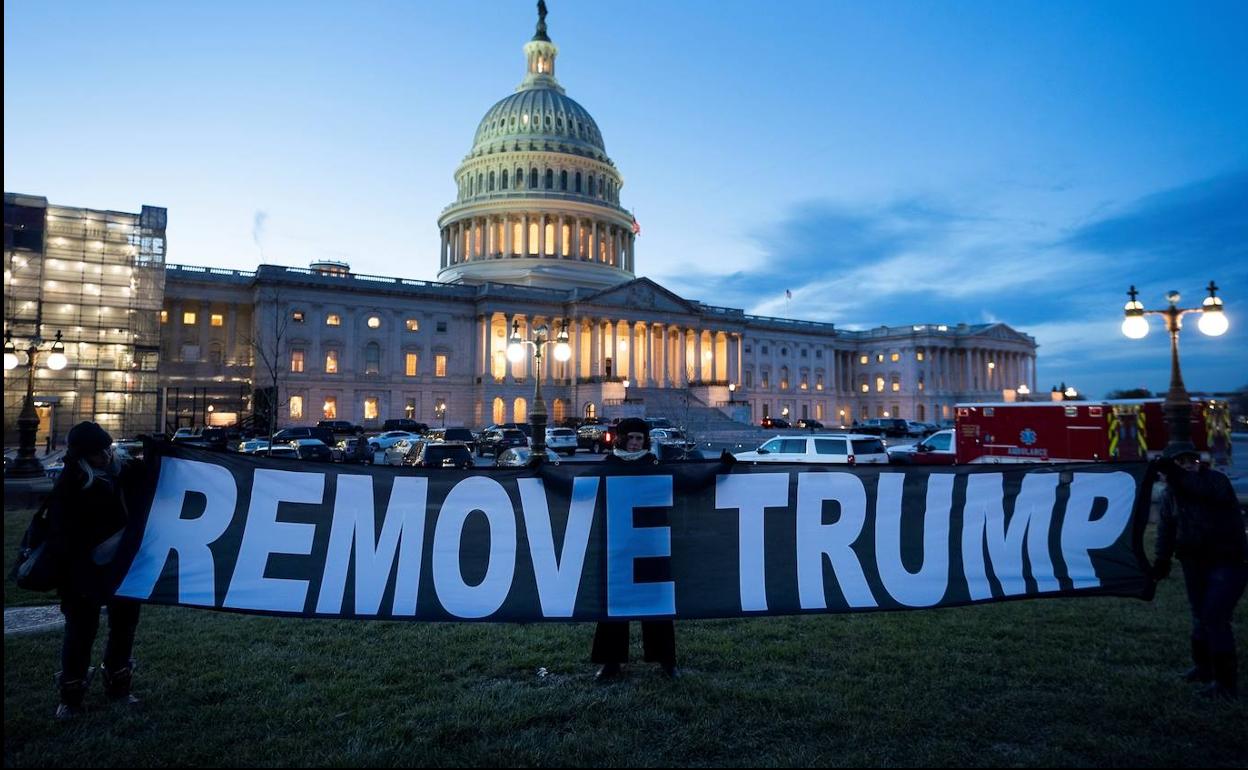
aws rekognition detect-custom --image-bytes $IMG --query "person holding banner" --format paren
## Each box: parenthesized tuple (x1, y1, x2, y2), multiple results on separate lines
(1151, 442, 1248, 700)
(590, 417, 679, 680)
(45, 422, 144, 719)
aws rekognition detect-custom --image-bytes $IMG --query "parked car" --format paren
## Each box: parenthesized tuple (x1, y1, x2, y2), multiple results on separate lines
(237, 438, 271, 454)
(478, 428, 529, 458)
(795, 419, 824, 431)
(760, 417, 792, 429)
(853, 418, 911, 438)
(734, 434, 890, 465)
(317, 419, 363, 436)
(439, 427, 478, 452)
(887, 429, 956, 465)
(367, 430, 421, 452)
(409, 442, 474, 469)
(904, 420, 934, 438)
(111, 439, 144, 460)
(170, 427, 229, 450)
(265, 445, 300, 460)
(643, 417, 674, 430)
(289, 438, 333, 462)
(544, 427, 578, 456)
(333, 436, 373, 464)
(495, 447, 562, 467)
(577, 422, 614, 453)
(383, 438, 424, 466)
(383, 418, 429, 434)
(273, 426, 337, 445)
(650, 428, 695, 450)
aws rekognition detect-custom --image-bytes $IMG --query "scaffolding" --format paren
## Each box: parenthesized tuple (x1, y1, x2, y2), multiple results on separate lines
(3, 193, 167, 444)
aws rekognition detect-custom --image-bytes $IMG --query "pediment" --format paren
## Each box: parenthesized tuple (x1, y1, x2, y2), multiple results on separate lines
(577, 278, 700, 315)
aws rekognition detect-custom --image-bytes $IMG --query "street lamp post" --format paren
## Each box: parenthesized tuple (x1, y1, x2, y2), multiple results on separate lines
(508, 319, 571, 462)
(4, 329, 68, 478)
(1120, 282, 1229, 447)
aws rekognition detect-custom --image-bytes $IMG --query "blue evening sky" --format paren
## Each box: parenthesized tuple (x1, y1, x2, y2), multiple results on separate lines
(5, 0, 1246, 397)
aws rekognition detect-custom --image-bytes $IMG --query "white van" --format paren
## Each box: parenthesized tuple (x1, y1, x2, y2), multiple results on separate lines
(734, 434, 890, 465)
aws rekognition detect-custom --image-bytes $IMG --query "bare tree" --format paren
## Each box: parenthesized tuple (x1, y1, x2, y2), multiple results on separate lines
(239, 287, 290, 455)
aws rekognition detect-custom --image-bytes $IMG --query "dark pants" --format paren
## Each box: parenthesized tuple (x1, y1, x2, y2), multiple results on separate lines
(60, 597, 141, 681)
(1181, 561, 1248, 654)
(591, 621, 675, 665)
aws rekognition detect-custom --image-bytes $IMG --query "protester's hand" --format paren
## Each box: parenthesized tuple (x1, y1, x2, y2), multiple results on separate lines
(1147, 559, 1172, 582)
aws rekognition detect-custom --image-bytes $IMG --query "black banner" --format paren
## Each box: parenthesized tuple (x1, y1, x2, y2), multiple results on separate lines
(109, 443, 1155, 621)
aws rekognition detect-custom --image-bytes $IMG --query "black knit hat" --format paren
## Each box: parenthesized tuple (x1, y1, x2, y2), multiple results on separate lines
(1161, 441, 1199, 460)
(67, 421, 113, 458)
(614, 418, 651, 450)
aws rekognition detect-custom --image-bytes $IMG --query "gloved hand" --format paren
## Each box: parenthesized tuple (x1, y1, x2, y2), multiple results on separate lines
(1147, 559, 1172, 582)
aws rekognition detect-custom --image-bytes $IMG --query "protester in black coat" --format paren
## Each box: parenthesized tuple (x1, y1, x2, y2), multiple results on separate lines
(46, 421, 144, 719)
(590, 418, 679, 680)
(1151, 442, 1248, 699)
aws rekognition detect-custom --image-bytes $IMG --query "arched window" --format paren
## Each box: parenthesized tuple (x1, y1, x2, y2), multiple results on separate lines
(529, 168, 539, 188)
(780, 367, 790, 390)
(365, 342, 381, 375)
(560, 170, 568, 190)
(588, 175, 596, 197)
(488, 171, 495, 191)
(467, 177, 473, 196)
(552, 399, 565, 424)
(492, 350, 507, 380)
(492, 397, 505, 425)
(584, 402, 596, 419)
(477, 173, 483, 193)
(516, 168, 525, 188)
(513, 397, 527, 423)
(545, 169, 554, 189)
(528, 222, 539, 254)
(575, 171, 583, 193)
(500, 169, 508, 189)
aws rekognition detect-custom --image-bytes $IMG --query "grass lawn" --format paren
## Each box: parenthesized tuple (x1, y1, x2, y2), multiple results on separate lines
(4, 505, 1245, 767)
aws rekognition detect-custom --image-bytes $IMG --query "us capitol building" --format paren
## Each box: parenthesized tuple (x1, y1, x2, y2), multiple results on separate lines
(4, 7, 1037, 440)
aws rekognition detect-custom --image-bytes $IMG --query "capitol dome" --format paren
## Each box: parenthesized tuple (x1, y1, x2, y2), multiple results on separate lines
(437, 5, 636, 291)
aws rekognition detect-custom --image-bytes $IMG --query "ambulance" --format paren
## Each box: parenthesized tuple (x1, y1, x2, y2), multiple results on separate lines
(954, 398, 1233, 466)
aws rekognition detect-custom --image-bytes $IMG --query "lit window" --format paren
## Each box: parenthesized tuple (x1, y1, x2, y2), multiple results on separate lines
(876, 376, 885, 392)
(325, 350, 339, 373)
(800, 376, 808, 390)
(364, 398, 379, 420)
(406, 319, 419, 332)
(160, 310, 168, 324)
(876, 353, 884, 363)
(322, 396, 337, 419)
(405, 399, 416, 419)
(435, 354, 447, 377)
(861, 383, 869, 393)
(891, 378, 901, 392)
(916, 350, 925, 361)
(816, 375, 823, 391)
(293, 311, 305, 323)
(859, 355, 868, 365)
(211, 314, 224, 327)
(326, 314, 341, 326)
(890, 352, 900, 362)
(289, 395, 304, 419)
(291, 350, 305, 373)
(182, 311, 197, 325)
(367, 316, 381, 329)
(405, 353, 417, 377)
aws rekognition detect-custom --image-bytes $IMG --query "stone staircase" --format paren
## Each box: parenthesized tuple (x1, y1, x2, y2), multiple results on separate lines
(628, 387, 768, 447)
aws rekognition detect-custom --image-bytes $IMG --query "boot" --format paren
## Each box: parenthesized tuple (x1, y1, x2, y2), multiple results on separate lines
(1198, 651, 1238, 700)
(54, 670, 92, 720)
(595, 663, 623, 682)
(101, 658, 140, 706)
(1181, 637, 1213, 683)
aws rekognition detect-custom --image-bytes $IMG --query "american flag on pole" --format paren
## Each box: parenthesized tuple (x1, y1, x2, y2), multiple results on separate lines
(785, 289, 792, 300)
(630, 211, 641, 236)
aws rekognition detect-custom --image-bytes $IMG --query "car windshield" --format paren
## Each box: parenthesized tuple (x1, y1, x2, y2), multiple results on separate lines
(502, 430, 525, 440)
(445, 429, 472, 440)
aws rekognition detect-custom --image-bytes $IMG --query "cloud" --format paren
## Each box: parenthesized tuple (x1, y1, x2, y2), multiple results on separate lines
(675, 169, 1247, 393)
(252, 210, 269, 257)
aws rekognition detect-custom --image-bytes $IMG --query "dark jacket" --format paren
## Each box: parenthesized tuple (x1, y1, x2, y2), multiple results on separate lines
(46, 460, 138, 600)
(601, 450, 660, 467)
(1155, 465, 1248, 566)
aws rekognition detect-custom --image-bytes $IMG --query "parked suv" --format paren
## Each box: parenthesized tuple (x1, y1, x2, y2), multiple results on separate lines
(734, 434, 890, 465)
(317, 419, 363, 435)
(273, 426, 336, 445)
(577, 422, 613, 453)
(478, 428, 528, 458)
(383, 418, 429, 434)
(854, 418, 910, 438)
(760, 417, 792, 429)
(410, 442, 474, 469)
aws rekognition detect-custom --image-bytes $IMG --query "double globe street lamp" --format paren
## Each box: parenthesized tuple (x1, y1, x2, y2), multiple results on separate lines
(507, 320, 571, 461)
(1120, 281, 1229, 448)
(4, 329, 68, 477)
